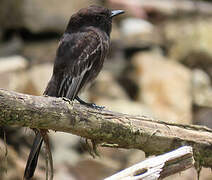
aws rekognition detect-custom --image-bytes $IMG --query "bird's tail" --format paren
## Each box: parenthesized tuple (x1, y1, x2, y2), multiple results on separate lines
(24, 133, 43, 180)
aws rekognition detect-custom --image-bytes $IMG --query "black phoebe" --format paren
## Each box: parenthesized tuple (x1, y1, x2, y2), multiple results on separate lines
(24, 5, 124, 179)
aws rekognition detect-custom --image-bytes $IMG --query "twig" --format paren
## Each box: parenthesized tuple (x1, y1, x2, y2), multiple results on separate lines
(105, 146, 194, 180)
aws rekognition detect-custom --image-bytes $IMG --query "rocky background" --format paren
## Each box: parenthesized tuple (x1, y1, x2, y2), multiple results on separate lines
(0, 0, 212, 179)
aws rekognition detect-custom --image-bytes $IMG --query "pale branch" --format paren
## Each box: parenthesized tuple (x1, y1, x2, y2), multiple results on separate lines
(105, 146, 194, 180)
(0, 89, 212, 169)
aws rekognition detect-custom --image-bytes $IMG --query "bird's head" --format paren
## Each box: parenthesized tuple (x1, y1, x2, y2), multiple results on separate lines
(66, 5, 124, 35)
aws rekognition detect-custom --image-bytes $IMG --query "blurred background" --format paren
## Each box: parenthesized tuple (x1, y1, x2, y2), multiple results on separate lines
(0, 0, 212, 179)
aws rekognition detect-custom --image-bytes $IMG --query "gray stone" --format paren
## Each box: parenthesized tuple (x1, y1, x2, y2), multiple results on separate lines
(0, 55, 28, 73)
(89, 70, 129, 100)
(192, 69, 212, 107)
(96, 98, 153, 117)
(27, 63, 53, 95)
(119, 18, 162, 49)
(132, 52, 192, 124)
(22, 40, 58, 64)
(163, 18, 212, 64)
(50, 132, 80, 165)
(193, 106, 212, 129)
(0, 0, 100, 33)
(0, 56, 29, 92)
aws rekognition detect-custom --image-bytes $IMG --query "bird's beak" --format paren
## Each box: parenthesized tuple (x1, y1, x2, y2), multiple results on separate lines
(110, 10, 124, 18)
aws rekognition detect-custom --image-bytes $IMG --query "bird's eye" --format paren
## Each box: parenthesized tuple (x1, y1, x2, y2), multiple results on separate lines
(95, 16, 101, 21)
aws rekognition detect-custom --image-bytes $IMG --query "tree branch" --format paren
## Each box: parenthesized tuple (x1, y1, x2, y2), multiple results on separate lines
(0, 88, 212, 168)
(105, 146, 194, 180)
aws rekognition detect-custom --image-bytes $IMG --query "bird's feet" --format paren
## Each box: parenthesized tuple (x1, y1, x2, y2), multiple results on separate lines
(75, 96, 104, 110)
(89, 103, 104, 110)
(62, 97, 72, 104)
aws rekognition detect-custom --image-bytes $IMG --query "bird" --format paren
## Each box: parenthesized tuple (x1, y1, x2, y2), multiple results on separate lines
(24, 5, 124, 179)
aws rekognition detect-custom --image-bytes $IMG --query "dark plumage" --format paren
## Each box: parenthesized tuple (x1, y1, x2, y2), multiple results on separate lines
(24, 5, 124, 179)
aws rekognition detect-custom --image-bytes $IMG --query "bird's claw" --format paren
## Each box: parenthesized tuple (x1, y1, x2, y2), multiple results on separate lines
(89, 103, 104, 110)
(75, 96, 104, 110)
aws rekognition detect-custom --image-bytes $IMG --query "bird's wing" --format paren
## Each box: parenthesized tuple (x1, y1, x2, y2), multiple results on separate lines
(55, 30, 106, 100)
